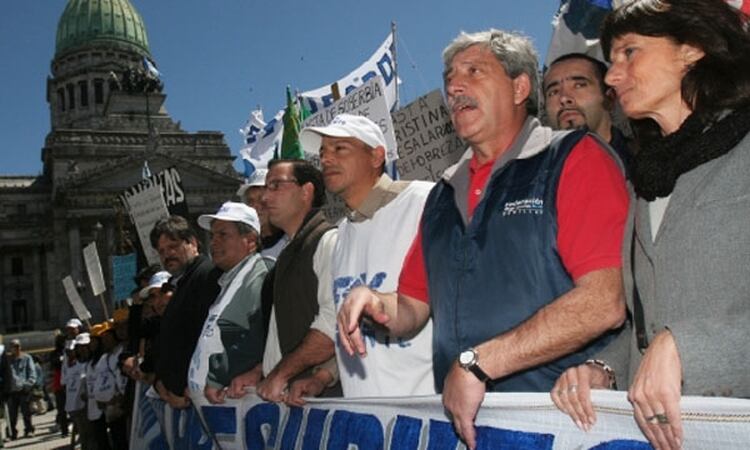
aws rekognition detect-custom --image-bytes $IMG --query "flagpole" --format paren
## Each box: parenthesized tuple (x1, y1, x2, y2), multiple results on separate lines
(391, 21, 399, 110)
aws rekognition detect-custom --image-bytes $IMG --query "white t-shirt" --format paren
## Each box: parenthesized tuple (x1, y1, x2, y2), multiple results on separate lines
(64, 361, 86, 413)
(94, 345, 126, 403)
(86, 360, 103, 421)
(262, 229, 337, 376)
(333, 181, 436, 397)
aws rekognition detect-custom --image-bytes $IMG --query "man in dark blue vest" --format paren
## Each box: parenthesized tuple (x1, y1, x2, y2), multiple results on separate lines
(338, 29, 629, 449)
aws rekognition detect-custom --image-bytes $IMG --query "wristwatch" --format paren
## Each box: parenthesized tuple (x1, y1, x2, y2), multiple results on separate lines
(458, 348, 491, 384)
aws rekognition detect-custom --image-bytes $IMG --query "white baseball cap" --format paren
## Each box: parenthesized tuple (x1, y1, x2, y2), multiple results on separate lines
(300, 113, 395, 162)
(139, 271, 172, 300)
(237, 168, 268, 197)
(66, 318, 83, 329)
(197, 202, 261, 234)
(74, 333, 91, 346)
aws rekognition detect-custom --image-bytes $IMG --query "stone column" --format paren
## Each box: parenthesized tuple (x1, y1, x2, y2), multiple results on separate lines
(32, 247, 43, 327)
(0, 253, 6, 330)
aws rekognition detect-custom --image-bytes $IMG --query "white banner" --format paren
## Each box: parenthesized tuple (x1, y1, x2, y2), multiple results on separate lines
(300, 32, 398, 115)
(122, 184, 169, 266)
(130, 387, 750, 450)
(83, 242, 106, 296)
(62, 275, 92, 321)
(393, 90, 465, 181)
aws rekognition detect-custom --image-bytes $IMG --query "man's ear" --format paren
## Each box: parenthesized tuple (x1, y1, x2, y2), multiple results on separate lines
(372, 146, 387, 169)
(187, 236, 199, 252)
(301, 181, 315, 204)
(512, 73, 532, 106)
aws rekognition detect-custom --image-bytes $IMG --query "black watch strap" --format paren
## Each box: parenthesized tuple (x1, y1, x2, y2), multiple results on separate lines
(468, 363, 491, 384)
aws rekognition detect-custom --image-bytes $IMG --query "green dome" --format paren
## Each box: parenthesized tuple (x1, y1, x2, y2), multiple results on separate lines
(55, 0, 150, 57)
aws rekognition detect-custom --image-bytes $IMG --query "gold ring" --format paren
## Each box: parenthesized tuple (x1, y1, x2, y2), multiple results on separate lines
(646, 413, 668, 425)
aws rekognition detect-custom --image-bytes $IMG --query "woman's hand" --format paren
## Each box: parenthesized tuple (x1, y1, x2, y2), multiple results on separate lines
(628, 330, 683, 450)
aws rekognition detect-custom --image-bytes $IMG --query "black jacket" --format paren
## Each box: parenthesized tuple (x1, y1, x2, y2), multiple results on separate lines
(155, 254, 221, 395)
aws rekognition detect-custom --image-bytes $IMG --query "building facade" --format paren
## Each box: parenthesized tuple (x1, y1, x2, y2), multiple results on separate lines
(0, 0, 241, 333)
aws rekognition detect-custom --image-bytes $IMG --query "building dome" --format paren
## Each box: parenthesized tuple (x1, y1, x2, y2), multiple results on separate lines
(55, 0, 151, 57)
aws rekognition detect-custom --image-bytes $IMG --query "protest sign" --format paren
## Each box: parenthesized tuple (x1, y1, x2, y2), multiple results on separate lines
(83, 242, 106, 296)
(112, 253, 137, 302)
(62, 275, 92, 322)
(120, 166, 187, 217)
(393, 90, 464, 181)
(122, 183, 169, 266)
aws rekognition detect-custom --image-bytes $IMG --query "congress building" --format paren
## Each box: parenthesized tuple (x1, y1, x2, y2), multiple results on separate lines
(0, 0, 242, 334)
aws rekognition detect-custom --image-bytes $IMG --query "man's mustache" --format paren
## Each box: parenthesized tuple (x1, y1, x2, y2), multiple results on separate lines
(557, 107, 584, 123)
(448, 95, 479, 112)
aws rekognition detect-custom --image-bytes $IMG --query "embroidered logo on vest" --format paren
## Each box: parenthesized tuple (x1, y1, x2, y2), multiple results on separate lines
(502, 198, 544, 216)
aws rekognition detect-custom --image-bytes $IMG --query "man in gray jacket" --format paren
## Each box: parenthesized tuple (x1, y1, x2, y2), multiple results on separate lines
(187, 202, 268, 404)
(5, 339, 36, 439)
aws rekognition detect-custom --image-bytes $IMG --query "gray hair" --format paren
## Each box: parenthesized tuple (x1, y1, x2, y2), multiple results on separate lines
(442, 29, 540, 116)
(233, 222, 261, 249)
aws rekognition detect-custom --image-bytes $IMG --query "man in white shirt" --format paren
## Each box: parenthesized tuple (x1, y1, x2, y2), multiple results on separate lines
(289, 114, 435, 402)
(68, 333, 97, 450)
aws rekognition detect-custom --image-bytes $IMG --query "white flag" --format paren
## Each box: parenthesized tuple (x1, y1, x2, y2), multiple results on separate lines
(239, 108, 284, 173)
(239, 108, 265, 139)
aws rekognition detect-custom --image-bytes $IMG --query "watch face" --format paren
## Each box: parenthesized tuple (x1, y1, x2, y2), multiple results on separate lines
(459, 350, 475, 366)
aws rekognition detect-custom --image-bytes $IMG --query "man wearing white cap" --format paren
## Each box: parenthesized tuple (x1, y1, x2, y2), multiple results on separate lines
(187, 202, 269, 404)
(288, 114, 436, 401)
(237, 169, 286, 259)
(60, 316, 83, 428)
(66, 333, 96, 450)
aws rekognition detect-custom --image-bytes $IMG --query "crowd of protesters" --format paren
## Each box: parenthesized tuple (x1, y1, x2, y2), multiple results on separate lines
(2, 2, 747, 449)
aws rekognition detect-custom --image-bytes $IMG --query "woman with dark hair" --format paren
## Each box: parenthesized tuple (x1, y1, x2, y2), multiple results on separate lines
(550, 1, 750, 449)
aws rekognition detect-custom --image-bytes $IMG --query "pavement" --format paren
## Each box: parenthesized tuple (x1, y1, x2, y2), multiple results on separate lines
(1, 407, 75, 450)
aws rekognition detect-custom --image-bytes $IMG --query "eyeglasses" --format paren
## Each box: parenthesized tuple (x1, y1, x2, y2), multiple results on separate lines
(266, 178, 299, 191)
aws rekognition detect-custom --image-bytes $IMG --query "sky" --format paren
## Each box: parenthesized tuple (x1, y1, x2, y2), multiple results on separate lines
(0, 1, 560, 176)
